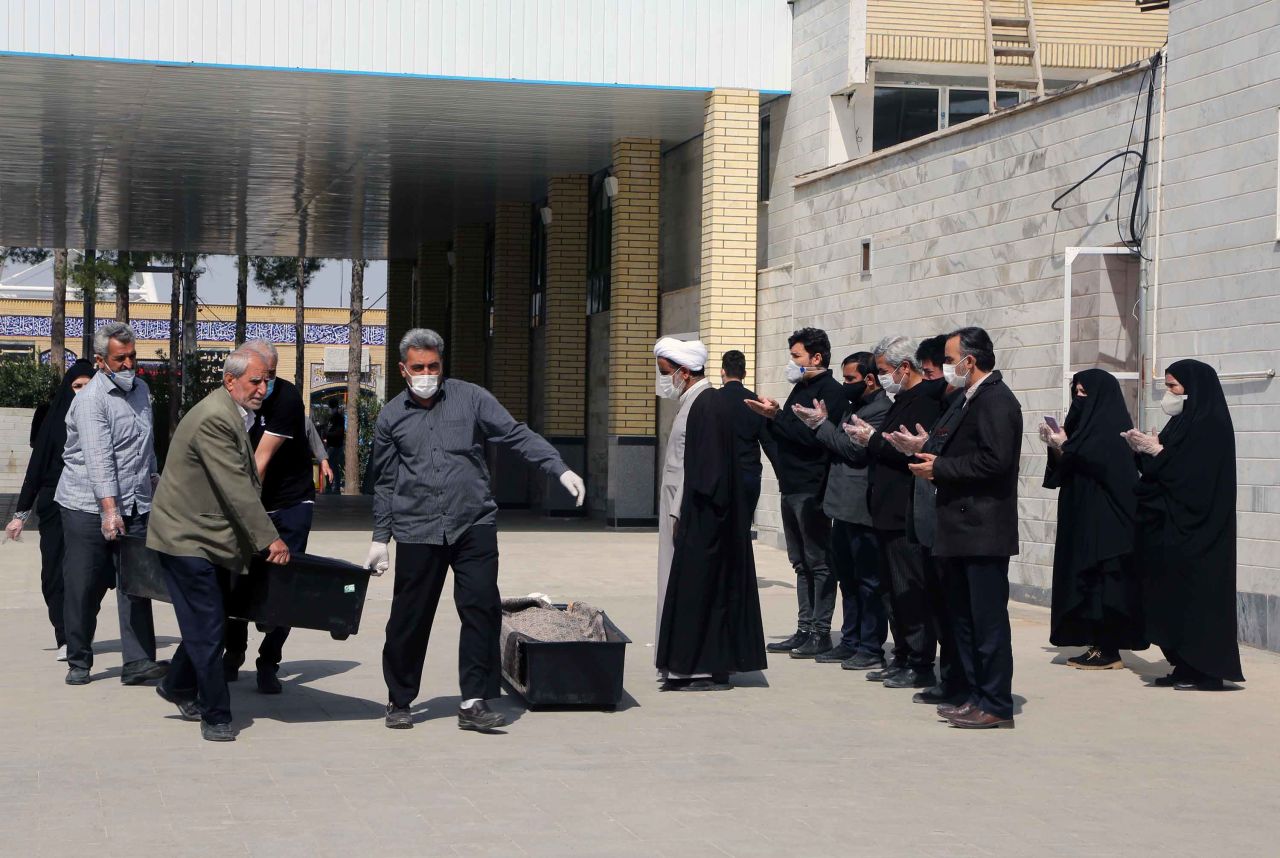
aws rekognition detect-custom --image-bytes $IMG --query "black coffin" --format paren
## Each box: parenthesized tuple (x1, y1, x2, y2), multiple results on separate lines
(501, 606, 630, 710)
(118, 536, 371, 639)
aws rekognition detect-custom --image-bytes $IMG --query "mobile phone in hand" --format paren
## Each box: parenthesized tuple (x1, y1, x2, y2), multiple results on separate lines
(1043, 415, 1061, 433)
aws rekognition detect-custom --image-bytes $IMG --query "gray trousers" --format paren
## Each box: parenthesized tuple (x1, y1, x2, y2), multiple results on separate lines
(780, 491, 834, 634)
(59, 506, 157, 671)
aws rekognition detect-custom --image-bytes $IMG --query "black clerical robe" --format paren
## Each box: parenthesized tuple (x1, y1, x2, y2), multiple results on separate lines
(656, 387, 767, 677)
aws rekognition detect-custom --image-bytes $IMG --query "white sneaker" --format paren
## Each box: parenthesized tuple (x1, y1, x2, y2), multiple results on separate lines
(55, 645, 67, 662)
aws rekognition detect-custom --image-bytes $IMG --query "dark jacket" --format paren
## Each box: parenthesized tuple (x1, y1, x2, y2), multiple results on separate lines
(721, 380, 778, 475)
(770, 369, 848, 496)
(813, 390, 891, 526)
(865, 381, 943, 532)
(909, 382, 964, 548)
(931, 371, 1023, 558)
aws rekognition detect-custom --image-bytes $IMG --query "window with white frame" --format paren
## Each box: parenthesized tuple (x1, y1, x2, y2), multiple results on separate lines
(872, 86, 1020, 152)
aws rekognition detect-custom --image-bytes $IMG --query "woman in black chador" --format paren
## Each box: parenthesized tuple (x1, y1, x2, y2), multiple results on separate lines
(1122, 359, 1244, 691)
(1042, 369, 1146, 669)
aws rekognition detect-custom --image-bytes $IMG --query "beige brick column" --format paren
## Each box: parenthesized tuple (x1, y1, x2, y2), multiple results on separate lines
(416, 240, 451, 335)
(544, 175, 588, 436)
(384, 258, 414, 399)
(700, 88, 760, 388)
(608, 138, 660, 437)
(449, 224, 488, 384)
(490, 202, 532, 421)
(606, 138, 660, 526)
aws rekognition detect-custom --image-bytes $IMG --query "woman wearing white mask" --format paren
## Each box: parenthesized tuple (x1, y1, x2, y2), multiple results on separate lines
(1123, 359, 1244, 691)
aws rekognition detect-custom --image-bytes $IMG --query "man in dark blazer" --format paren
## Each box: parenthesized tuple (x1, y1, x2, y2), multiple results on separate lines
(719, 350, 778, 522)
(909, 327, 1022, 730)
(148, 347, 290, 742)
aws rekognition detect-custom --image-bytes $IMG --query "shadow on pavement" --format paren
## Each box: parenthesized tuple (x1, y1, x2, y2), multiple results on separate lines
(231, 659, 383, 728)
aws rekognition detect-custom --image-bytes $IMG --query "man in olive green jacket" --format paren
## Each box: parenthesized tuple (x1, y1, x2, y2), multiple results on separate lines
(148, 347, 290, 742)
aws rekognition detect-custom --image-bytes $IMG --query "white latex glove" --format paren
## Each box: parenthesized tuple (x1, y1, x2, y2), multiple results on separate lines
(100, 510, 125, 541)
(791, 400, 828, 430)
(559, 470, 586, 508)
(1039, 423, 1067, 449)
(4, 517, 24, 542)
(842, 414, 875, 447)
(884, 423, 930, 455)
(1121, 428, 1163, 456)
(365, 541, 390, 576)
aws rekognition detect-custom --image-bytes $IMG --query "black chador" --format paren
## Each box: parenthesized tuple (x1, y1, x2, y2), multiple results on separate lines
(656, 387, 767, 680)
(1135, 360, 1244, 684)
(1044, 369, 1147, 653)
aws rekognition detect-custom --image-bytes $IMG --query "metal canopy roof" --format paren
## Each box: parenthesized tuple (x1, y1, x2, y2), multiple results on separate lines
(0, 54, 712, 259)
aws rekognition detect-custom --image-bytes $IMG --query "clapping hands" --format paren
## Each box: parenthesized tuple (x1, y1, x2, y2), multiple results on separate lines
(884, 423, 930, 455)
(745, 396, 781, 420)
(791, 400, 828, 429)
(1121, 428, 1163, 456)
(842, 414, 876, 447)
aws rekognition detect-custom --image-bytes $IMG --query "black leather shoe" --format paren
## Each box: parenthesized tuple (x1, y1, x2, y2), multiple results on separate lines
(815, 643, 858, 664)
(156, 684, 202, 721)
(1173, 677, 1225, 691)
(789, 633, 834, 659)
(121, 659, 170, 686)
(841, 652, 886, 671)
(201, 722, 237, 742)
(767, 631, 807, 653)
(884, 668, 936, 689)
(913, 685, 967, 705)
(865, 665, 904, 682)
(385, 704, 414, 729)
(223, 656, 244, 683)
(458, 700, 506, 732)
(65, 666, 90, 685)
(677, 677, 733, 692)
(256, 662, 282, 695)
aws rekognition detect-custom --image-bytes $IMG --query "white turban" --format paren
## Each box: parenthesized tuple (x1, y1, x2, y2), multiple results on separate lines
(653, 336, 709, 372)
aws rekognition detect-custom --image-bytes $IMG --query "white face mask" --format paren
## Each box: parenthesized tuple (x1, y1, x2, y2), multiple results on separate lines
(656, 368, 687, 400)
(407, 373, 439, 399)
(942, 357, 970, 389)
(108, 369, 136, 392)
(1160, 391, 1186, 416)
(785, 361, 806, 384)
(877, 367, 902, 397)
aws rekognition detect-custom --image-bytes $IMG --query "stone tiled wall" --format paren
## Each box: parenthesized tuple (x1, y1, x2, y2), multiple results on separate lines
(0, 407, 35, 496)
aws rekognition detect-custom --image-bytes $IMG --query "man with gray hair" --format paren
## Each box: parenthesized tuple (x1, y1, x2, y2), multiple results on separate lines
(220, 339, 317, 693)
(56, 322, 165, 686)
(843, 334, 945, 690)
(148, 346, 290, 742)
(370, 328, 586, 732)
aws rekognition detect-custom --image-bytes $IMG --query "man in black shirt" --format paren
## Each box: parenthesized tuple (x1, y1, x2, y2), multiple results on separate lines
(746, 327, 848, 658)
(719, 350, 778, 522)
(222, 340, 319, 694)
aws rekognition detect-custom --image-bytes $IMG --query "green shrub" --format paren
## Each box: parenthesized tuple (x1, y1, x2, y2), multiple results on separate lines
(0, 360, 61, 408)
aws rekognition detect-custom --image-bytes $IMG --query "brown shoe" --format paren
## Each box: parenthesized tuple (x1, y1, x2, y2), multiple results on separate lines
(946, 708, 1014, 729)
(937, 701, 975, 720)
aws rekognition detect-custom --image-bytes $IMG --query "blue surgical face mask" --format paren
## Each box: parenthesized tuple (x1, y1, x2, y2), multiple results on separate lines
(108, 368, 136, 392)
(265, 379, 276, 398)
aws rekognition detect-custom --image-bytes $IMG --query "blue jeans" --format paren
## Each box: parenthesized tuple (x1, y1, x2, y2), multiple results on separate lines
(830, 520, 885, 655)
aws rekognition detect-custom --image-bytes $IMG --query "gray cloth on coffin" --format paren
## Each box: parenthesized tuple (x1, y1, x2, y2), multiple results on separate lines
(500, 600, 607, 685)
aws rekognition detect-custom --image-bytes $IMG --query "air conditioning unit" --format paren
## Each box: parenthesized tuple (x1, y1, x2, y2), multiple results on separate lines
(323, 347, 371, 373)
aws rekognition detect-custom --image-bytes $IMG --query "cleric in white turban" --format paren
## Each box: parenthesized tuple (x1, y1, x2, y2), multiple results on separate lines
(652, 336, 767, 691)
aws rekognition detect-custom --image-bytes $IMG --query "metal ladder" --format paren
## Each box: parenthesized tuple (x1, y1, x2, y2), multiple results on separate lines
(983, 0, 1046, 112)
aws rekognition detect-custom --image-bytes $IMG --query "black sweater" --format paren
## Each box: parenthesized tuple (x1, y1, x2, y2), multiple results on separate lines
(770, 370, 848, 496)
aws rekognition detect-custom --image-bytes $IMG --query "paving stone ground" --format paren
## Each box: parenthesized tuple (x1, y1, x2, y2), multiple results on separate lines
(2, 501, 1278, 857)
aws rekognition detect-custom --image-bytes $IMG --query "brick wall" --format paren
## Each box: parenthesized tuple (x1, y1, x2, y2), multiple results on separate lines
(450, 224, 489, 385)
(544, 175, 589, 436)
(491, 202, 532, 421)
(416, 241, 451, 335)
(607, 138, 660, 437)
(700, 88, 760, 389)
(384, 259, 414, 398)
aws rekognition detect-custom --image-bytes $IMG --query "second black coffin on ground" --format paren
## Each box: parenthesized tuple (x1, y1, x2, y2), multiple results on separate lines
(119, 536, 371, 639)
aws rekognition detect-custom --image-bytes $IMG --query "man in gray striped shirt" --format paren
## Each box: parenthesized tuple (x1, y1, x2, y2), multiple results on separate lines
(369, 328, 586, 732)
(55, 322, 165, 687)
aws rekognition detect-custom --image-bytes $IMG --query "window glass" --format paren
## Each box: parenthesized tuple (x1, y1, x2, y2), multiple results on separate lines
(872, 87, 939, 152)
(947, 89, 1019, 128)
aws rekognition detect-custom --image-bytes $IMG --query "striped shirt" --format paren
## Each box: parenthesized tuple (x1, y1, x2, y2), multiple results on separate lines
(54, 371, 158, 515)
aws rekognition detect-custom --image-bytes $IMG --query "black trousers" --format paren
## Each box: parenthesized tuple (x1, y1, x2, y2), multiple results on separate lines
(59, 506, 157, 670)
(940, 556, 1014, 720)
(780, 492, 834, 634)
(922, 547, 966, 695)
(383, 524, 501, 707)
(740, 470, 762, 524)
(158, 553, 232, 725)
(224, 502, 313, 670)
(829, 520, 885, 655)
(35, 487, 66, 648)
(878, 531, 936, 671)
